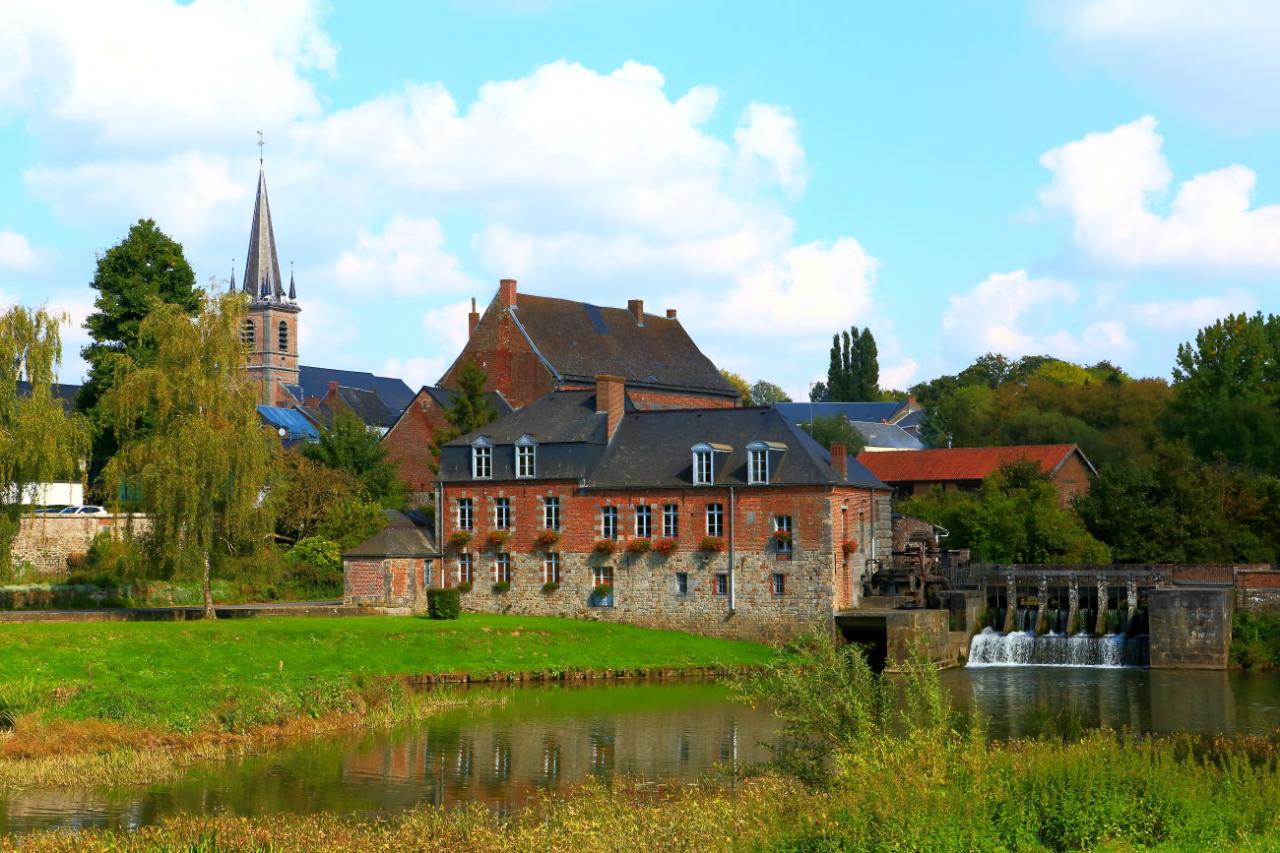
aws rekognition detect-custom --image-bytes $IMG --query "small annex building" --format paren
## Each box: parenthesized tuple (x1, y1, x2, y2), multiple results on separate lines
(342, 510, 439, 611)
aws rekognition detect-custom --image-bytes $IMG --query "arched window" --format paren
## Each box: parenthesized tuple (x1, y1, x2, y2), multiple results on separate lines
(242, 319, 256, 348)
(278, 320, 289, 352)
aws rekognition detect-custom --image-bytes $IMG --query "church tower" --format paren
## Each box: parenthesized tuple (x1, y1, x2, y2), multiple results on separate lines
(238, 153, 300, 407)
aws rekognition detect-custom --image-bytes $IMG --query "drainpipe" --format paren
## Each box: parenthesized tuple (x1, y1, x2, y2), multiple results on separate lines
(436, 481, 444, 588)
(728, 486, 737, 612)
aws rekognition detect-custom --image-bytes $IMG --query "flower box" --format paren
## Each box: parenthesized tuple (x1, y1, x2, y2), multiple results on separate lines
(772, 530, 793, 545)
(492, 580, 511, 593)
(699, 536, 726, 553)
(653, 538, 678, 556)
(534, 529, 561, 548)
(542, 581, 560, 593)
(593, 539, 617, 555)
(448, 530, 472, 549)
(593, 583, 613, 598)
(625, 538, 652, 555)
(842, 539, 859, 555)
(487, 530, 510, 548)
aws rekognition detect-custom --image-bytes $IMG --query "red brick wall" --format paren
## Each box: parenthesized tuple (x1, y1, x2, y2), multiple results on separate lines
(382, 388, 451, 495)
(627, 389, 738, 410)
(1051, 452, 1093, 506)
(438, 295, 556, 409)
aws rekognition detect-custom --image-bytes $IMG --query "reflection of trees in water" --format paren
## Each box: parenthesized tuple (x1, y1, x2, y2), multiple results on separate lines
(541, 735, 562, 786)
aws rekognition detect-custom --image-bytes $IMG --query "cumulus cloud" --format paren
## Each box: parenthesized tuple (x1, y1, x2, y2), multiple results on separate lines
(1039, 116, 1280, 271)
(1132, 290, 1258, 330)
(333, 216, 479, 296)
(0, 231, 42, 272)
(734, 103, 807, 192)
(378, 356, 444, 392)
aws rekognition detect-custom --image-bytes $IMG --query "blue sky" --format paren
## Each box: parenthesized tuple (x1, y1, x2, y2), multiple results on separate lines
(2, 0, 1278, 398)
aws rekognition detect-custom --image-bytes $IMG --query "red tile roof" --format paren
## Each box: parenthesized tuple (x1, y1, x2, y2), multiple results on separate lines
(856, 444, 1086, 484)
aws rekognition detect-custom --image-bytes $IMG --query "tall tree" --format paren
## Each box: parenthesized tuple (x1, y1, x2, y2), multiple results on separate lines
(749, 380, 792, 406)
(100, 293, 274, 617)
(856, 328, 879, 399)
(0, 307, 91, 575)
(302, 410, 403, 507)
(430, 361, 499, 470)
(77, 219, 200, 476)
(824, 326, 880, 401)
(720, 369, 752, 406)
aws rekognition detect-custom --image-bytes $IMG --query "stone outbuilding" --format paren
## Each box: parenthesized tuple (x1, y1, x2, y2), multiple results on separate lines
(342, 510, 439, 612)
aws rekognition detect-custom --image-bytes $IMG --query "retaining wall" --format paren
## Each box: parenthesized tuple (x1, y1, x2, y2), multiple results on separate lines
(11, 515, 150, 575)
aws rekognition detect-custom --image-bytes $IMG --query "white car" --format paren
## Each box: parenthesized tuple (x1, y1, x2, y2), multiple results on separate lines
(57, 505, 109, 516)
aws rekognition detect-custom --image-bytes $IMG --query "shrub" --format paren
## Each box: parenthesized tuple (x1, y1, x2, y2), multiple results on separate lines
(426, 587, 461, 620)
(316, 497, 387, 550)
(487, 529, 509, 548)
(593, 539, 617, 555)
(492, 580, 511, 593)
(457, 581, 473, 593)
(625, 538, 652, 555)
(534, 529, 560, 548)
(653, 538, 678, 556)
(286, 537, 342, 573)
(593, 583, 613, 598)
(699, 536, 726, 552)
(449, 530, 472, 549)
(542, 581, 560, 593)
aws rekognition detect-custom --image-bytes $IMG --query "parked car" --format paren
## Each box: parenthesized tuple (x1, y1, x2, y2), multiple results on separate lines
(56, 506, 80, 515)
(74, 505, 109, 516)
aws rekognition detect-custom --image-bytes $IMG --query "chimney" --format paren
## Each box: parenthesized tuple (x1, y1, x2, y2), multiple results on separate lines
(468, 297, 479, 339)
(665, 308, 678, 319)
(628, 299, 644, 325)
(327, 380, 339, 394)
(595, 374, 625, 440)
(830, 441, 848, 479)
(906, 394, 918, 409)
(499, 278, 517, 309)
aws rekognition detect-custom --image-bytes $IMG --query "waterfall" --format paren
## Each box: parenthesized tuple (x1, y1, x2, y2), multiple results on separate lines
(967, 627, 1149, 667)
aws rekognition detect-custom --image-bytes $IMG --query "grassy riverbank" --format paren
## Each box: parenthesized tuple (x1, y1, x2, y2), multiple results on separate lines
(0, 614, 772, 780)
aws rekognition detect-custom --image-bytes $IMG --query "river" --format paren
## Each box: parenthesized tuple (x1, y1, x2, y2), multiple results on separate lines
(4, 670, 1280, 834)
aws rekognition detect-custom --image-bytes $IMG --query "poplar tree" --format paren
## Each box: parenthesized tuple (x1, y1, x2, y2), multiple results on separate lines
(824, 325, 880, 401)
(0, 307, 91, 575)
(100, 292, 274, 617)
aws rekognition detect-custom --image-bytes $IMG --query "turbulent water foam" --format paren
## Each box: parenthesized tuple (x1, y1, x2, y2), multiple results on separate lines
(967, 628, 1148, 668)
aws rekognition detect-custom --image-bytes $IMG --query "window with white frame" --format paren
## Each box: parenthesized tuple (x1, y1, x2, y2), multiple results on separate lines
(771, 573, 786, 595)
(713, 573, 729, 595)
(515, 435, 537, 479)
(471, 438, 493, 479)
(747, 443, 769, 485)
(773, 515, 793, 554)
(706, 502, 724, 537)
(601, 505, 618, 539)
(542, 552, 561, 585)
(494, 497, 511, 529)
(456, 553, 474, 585)
(635, 504, 652, 538)
(663, 503, 679, 538)
(692, 445, 714, 485)
(543, 496, 561, 530)
(457, 498, 474, 531)
(493, 553, 511, 584)
(675, 572, 688, 595)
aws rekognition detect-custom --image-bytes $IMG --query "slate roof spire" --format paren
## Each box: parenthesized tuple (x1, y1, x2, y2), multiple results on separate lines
(288, 262, 296, 301)
(228, 260, 236, 293)
(242, 150, 284, 303)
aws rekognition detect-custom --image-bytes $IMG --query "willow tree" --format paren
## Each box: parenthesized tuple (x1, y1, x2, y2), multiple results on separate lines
(100, 292, 274, 617)
(0, 307, 91, 575)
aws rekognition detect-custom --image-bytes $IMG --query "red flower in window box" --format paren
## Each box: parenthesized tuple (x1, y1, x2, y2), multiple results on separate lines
(699, 536, 726, 553)
(772, 530, 793, 546)
(593, 539, 617, 555)
(842, 539, 859, 555)
(653, 538, 678, 556)
(448, 530, 472, 549)
(625, 538, 652, 555)
(533, 529, 560, 548)
(487, 529, 509, 548)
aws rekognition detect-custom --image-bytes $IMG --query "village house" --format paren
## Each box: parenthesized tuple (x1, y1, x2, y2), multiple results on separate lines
(856, 443, 1096, 507)
(344, 375, 893, 641)
(775, 399, 926, 438)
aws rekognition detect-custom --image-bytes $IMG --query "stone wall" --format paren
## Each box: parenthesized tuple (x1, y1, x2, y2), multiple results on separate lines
(1148, 587, 1233, 670)
(1234, 570, 1280, 613)
(343, 557, 428, 610)
(11, 515, 150, 576)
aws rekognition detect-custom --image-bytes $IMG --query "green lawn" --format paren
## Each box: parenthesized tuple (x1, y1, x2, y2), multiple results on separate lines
(0, 614, 774, 734)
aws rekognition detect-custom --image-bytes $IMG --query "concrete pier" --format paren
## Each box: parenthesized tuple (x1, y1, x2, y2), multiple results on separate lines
(1148, 587, 1233, 670)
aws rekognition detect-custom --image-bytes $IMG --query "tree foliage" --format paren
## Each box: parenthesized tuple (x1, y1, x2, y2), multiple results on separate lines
(800, 414, 867, 454)
(315, 496, 388, 550)
(431, 361, 499, 470)
(269, 451, 361, 543)
(720, 369, 752, 406)
(822, 326, 880, 401)
(749, 380, 792, 406)
(302, 410, 403, 507)
(0, 307, 91, 575)
(99, 292, 274, 616)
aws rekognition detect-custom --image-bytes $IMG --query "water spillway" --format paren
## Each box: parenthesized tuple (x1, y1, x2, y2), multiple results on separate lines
(967, 628, 1149, 668)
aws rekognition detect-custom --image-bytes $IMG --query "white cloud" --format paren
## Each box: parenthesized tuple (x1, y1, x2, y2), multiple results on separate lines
(333, 216, 479, 296)
(0, 231, 42, 272)
(942, 270, 1077, 355)
(734, 103, 807, 193)
(378, 356, 444, 392)
(421, 299, 475, 359)
(1040, 115, 1280, 271)
(1041, 0, 1280, 127)
(1132, 291, 1258, 330)
(880, 358, 920, 391)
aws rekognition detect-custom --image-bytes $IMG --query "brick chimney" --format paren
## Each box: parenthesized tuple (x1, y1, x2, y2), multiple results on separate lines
(499, 278, 517, 309)
(595, 374, 625, 440)
(467, 297, 479, 339)
(830, 441, 848, 479)
(327, 380, 339, 394)
(665, 308, 678, 319)
(628, 299, 644, 325)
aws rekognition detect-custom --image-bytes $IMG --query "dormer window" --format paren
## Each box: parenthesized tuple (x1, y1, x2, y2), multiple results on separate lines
(471, 437, 493, 479)
(690, 442, 730, 486)
(747, 442, 769, 485)
(515, 435, 537, 479)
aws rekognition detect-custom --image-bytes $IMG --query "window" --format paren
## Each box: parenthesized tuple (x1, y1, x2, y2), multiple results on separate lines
(493, 553, 511, 584)
(543, 497, 561, 531)
(706, 503, 724, 537)
(747, 445, 769, 485)
(774, 515, 793, 554)
(592, 565, 613, 588)
(242, 319, 255, 348)
(771, 573, 786, 596)
(663, 503, 679, 538)
(675, 572, 689, 596)
(456, 554, 474, 585)
(543, 553, 561, 585)
(515, 435, 536, 479)
(692, 447, 714, 485)
(471, 438, 492, 479)
(713, 573, 729, 596)
(277, 320, 289, 352)
(601, 505, 618, 539)
(457, 498, 474, 531)
(635, 504, 652, 538)
(494, 497, 511, 529)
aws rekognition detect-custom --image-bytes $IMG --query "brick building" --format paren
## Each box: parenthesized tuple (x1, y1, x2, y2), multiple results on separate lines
(437, 279, 740, 410)
(856, 443, 1096, 507)
(346, 375, 893, 641)
(382, 386, 514, 499)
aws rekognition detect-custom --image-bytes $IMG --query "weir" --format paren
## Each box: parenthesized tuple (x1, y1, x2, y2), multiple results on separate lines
(967, 628, 1149, 667)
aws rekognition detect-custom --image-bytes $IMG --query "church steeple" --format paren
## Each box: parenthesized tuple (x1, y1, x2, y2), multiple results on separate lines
(243, 164, 285, 303)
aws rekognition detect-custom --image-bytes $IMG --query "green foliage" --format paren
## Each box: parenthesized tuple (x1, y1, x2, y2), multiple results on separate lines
(269, 451, 362, 543)
(315, 496, 387, 550)
(822, 326, 880, 401)
(719, 369, 752, 405)
(1231, 612, 1280, 670)
(302, 410, 403, 507)
(430, 360, 499, 470)
(900, 460, 1110, 564)
(286, 537, 341, 574)
(799, 414, 867, 454)
(426, 587, 461, 620)
(748, 380, 792, 406)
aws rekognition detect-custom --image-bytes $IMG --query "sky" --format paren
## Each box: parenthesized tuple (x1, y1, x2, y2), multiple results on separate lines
(1, 0, 1278, 399)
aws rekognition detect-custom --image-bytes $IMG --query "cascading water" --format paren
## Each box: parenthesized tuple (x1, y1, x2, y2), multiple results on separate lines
(967, 627, 1149, 667)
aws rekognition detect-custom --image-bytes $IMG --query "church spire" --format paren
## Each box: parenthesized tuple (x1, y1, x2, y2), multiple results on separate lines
(288, 262, 296, 301)
(243, 138, 283, 303)
(228, 260, 236, 293)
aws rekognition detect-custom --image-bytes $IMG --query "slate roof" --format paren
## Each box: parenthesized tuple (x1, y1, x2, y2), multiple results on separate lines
(343, 510, 438, 559)
(302, 386, 397, 431)
(774, 401, 908, 425)
(849, 421, 925, 451)
(256, 405, 319, 446)
(296, 366, 415, 414)
(511, 295, 737, 397)
(857, 444, 1094, 483)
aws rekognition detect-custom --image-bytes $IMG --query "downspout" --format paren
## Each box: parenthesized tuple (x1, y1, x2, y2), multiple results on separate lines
(728, 486, 737, 612)
(436, 481, 444, 588)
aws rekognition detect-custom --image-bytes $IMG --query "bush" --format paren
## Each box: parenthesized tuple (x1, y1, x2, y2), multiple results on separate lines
(287, 537, 341, 573)
(316, 497, 387, 550)
(457, 581, 473, 593)
(542, 581, 560, 593)
(492, 580, 511, 593)
(426, 587, 461, 620)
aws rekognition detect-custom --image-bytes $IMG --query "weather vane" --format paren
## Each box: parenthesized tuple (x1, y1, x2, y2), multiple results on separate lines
(257, 130, 264, 165)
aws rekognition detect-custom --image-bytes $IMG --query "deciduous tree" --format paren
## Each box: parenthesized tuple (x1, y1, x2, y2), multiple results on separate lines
(303, 410, 403, 507)
(749, 380, 792, 406)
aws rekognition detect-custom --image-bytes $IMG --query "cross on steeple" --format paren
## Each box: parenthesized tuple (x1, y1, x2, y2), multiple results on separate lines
(257, 130, 264, 165)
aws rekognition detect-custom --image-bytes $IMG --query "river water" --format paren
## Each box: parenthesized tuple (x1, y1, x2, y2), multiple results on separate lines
(4, 671, 1280, 834)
